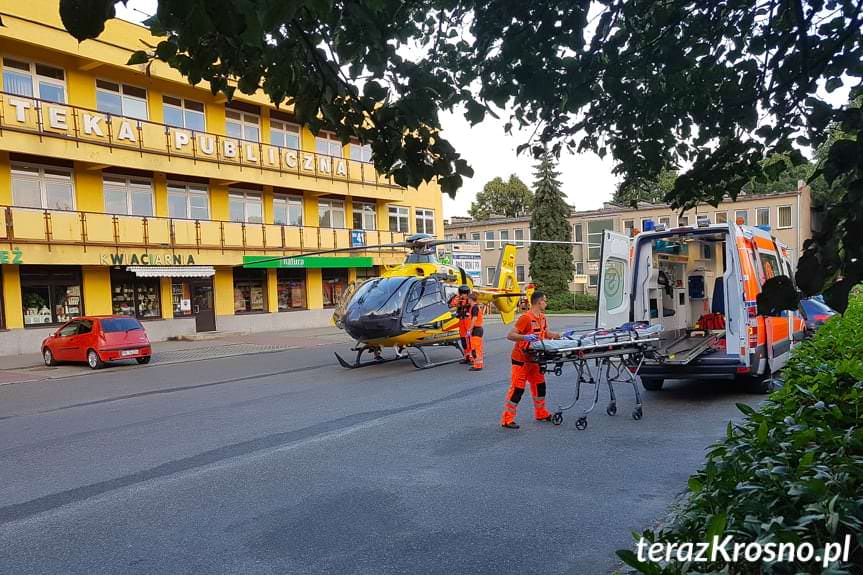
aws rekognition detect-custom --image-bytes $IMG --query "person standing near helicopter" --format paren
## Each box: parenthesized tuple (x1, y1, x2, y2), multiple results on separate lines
(501, 290, 561, 429)
(466, 292, 484, 371)
(449, 284, 473, 364)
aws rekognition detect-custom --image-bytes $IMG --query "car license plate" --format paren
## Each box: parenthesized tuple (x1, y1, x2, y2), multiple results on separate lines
(121, 349, 138, 357)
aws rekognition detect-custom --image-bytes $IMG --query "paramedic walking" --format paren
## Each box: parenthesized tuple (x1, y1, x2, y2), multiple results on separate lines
(501, 290, 562, 429)
(467, 292, 484, 371)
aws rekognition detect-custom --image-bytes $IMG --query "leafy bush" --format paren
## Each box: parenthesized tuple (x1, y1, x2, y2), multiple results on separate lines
(620, 292, 863, 574)
(545, 291, 597, 312)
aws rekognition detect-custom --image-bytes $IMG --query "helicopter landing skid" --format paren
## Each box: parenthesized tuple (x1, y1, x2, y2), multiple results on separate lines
(406, 344, 465, 370)
(334, 347, 409, 369)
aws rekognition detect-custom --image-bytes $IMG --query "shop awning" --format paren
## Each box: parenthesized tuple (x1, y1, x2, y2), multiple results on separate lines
(127, 266, 216, 278)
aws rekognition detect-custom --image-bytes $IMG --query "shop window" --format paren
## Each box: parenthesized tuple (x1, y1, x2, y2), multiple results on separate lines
(322, 269, 348, 307)
(277, 269, 307, 311)
(352, 201, 377, 230)
(356, 266, 379, 280)
(315, 131, 343, 157)
(2, 58, 66, 103)
(0, 269, 4, 329)
(168, 182, 209, 220)
(11, 163, 74, 211)
(172, 280, 193, 317)
(110, 270, 161, 319)
(96, 80, 148, 120)
(20, 266, 82, 326)
(389, 206, 410, 232)
(318, 199, 346, 228)
(587, 219, 613, 261)
(163, 96, 206, 131)
(103, 175, 153, 216)
(349, 142, 372, 163)
(228, 189, 263, 223)
(225, 109, 260, 142)
(270, 119, 300, 149)
(415, 208, 435, 234)
(274, 194, 303, 226)
(233, 269, 267, 313)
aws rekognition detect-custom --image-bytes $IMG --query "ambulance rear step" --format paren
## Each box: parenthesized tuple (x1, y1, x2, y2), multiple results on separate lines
(654, 330, 725, 366)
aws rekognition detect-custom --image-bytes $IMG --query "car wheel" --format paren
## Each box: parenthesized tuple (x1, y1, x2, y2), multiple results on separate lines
(641, 377, 664, 391)
(87, 349, 104, 370)
(43, 348, 56, 367)
(136, 356, 151, 365)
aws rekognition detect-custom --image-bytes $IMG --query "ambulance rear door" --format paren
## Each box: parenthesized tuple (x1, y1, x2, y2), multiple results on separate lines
(596, 230, 633, 329)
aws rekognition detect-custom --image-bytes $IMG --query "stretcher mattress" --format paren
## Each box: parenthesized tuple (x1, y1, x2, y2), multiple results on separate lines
(528, 322, 663, 352)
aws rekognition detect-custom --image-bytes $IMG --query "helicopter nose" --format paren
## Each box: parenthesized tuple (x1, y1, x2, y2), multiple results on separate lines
(342, 307, 401, 341)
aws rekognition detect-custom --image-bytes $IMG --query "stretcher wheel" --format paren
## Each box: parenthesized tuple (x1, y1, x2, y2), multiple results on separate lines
(575, 417, 588, 430)
(551, 412, 563, 426)
(606, 404, 617, 416)
(554, 364, 563, 377)
(632, 407, 643, 421)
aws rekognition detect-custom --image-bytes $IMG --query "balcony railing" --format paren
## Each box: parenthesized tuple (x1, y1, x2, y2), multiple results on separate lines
(1, 206, 406, 255)
(0, 92, 396, 188)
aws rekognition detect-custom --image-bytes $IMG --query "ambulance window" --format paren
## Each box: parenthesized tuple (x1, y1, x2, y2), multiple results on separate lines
(603, 257, 627, 310)
(759, 252, 781, 280)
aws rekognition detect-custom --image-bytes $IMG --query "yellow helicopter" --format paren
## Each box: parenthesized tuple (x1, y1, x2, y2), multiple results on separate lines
(242, 233, 525, 369)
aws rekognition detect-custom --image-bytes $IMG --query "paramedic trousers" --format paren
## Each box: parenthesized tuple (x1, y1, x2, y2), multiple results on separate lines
(501, 359, 551, 425)
(459, 320, 472, 360)
(469, 327, 484, 369)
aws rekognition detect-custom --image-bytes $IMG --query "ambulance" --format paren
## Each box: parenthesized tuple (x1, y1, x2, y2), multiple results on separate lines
(596, 216, 807, 392)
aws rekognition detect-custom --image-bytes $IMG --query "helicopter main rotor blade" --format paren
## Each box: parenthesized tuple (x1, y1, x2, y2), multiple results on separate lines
(232, 242, 412, 268)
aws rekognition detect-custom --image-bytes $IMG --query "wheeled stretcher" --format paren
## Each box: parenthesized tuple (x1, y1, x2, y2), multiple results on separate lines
(528, 323, 662, 429)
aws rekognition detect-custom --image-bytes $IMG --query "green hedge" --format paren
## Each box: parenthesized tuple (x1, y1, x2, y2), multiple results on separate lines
(546, 292, 598, 312)
(620, 291, 863, 574)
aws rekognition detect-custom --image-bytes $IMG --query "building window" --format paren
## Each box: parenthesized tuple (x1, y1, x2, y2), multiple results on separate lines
(514, 228, 526, 246)
(11, 163, 74, 211)
(96, 80, 148, 120)
(573, 223, 584, 243)
(486, 267, 497, 285)
(587, 219, 613, 261)
(778, 205, 792, 229)
(228, 189, 263, 223)
(389, 206, 410, 232)
(2, 58, 66, 103)
(103, 175, 153, 216)
(356, 266, 378, 280)
(352, 201, 377, 230)
(588, 274, 598, 288)
(757, 207, 770, 227)
(349, 142, 373, 163)
(576, 261, 585, 275)
(715, 211, 728, 224)
(322, 269, 348, 307)
(457, 233, 467, 240)
(315, 132, 343, 157)
(163, 96, 206, 131)
(277, 269, 307, 311)
(415, 209, 435, 234)
(471, 232, 481, 244)
(484, 230, 495, 250)
(273, 194, 303, 226)
(270, 119, 300, 149)
(110, 269, 161, 319)
(499, 229, 510, 247)
(735, 209, 749, 225)
(20, 266, 82, 326)
(516, 265, 526, 283)
(658, 216, 670, 227)
(167, 182, 209, 220)
(624, 219, 635, 235)
(318, 198, 346, 228)
(225, 109, 260, 142)
(677, 215, 689, 227)
(233, 268, 267, 313)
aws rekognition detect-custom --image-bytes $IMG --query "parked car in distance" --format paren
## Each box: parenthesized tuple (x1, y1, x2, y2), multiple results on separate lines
(799, 295, 837, 334)
(42, 315, 152, 369)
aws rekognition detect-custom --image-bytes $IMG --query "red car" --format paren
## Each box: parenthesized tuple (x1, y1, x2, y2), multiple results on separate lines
(42, 315, 152, 369)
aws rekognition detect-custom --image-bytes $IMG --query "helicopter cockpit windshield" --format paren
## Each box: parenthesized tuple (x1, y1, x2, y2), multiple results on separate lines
(402, 278, 449, 327)
(340, 276, 415, 340)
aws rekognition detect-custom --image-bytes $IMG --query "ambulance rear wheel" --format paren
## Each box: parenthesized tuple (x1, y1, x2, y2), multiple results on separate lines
(641, 377, 664, 391)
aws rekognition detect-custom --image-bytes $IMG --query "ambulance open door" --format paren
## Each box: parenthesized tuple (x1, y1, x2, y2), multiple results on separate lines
(596, 230, 632, 329)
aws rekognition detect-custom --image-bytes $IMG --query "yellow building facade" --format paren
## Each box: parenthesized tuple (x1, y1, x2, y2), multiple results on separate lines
(0, 3, 443, 353)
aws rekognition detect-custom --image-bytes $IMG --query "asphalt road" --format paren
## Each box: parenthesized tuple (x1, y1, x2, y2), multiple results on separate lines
(0, 318, 760, 575)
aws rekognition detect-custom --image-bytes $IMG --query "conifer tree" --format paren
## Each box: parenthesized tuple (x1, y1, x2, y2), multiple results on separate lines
(528, 153, 574, 296)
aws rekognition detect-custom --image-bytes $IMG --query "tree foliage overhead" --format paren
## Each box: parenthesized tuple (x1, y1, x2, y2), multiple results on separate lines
(60, 0, 863, 310)
(528, 153, 574, 295)
(613, 168, 678, 205)
(468, 174, 533, 220)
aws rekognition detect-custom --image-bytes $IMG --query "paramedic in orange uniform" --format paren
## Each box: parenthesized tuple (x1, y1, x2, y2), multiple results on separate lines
(501, 290, 561, 429)
(467, 292, 484, 371)
(449, 285, 473, 363)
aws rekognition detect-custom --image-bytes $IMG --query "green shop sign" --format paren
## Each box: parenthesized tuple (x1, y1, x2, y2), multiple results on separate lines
(0, 248, 23, 264)
(243, 255, 374, 269)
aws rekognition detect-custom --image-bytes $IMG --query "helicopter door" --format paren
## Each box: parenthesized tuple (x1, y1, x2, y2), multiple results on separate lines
(402, 279, 449, 327)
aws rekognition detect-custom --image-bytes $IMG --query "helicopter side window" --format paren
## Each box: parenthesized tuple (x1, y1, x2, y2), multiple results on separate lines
(403, 279, 449, 326)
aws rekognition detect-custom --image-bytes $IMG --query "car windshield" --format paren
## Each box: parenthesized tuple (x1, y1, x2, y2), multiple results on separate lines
(101, 317, 144, 332)
(801, 298, 836, 317)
